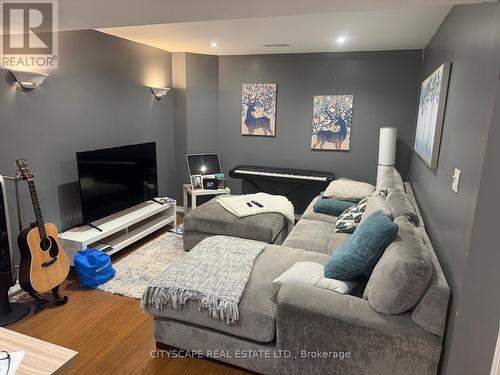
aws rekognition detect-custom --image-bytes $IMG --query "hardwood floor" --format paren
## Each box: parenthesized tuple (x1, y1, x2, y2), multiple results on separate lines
(7, 214, 253, 375)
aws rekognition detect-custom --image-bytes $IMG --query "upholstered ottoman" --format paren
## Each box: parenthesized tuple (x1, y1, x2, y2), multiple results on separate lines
(183, 198, 291, 250)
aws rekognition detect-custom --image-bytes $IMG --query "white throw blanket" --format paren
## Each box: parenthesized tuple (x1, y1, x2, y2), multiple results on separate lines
(141, 236, 264, 324)
(217, 192, 295, 229)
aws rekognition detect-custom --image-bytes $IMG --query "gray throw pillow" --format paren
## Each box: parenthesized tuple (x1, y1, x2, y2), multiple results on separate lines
(361, 191, 389, 221)
(384, 189, 420, 226)
(376, 166, 405, 191)
(323, 179, 375, 201)
(365, 216, 432, 315)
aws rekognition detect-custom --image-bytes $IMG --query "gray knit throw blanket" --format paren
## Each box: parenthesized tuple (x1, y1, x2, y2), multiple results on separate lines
(141, 235, 264, 325)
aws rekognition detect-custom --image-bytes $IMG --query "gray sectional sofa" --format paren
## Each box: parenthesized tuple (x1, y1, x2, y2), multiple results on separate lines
(147, 167, 450, 375)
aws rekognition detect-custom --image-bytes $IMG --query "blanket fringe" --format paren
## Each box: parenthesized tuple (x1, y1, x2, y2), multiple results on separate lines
(141, 286, 240, 325)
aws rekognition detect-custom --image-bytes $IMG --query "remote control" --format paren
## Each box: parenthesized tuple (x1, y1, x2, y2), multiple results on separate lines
(251, 200, 264, 208)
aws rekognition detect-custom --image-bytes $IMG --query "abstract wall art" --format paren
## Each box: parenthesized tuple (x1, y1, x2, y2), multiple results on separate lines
(414, 62, 451, 170)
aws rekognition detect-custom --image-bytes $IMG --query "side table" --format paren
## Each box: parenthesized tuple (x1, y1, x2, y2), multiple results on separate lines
(183, 184, 230, 214)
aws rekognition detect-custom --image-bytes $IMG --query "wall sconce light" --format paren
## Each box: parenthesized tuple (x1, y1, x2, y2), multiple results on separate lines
(10, 70, 49, 89)
(151, 87, 170, 100)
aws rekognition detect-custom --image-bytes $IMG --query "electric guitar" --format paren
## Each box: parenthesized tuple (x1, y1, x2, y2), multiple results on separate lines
(15, 159, 70, 294)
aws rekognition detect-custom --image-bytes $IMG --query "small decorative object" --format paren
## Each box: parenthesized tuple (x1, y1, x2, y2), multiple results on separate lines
(190, 175, 203, 190)
(216, 178, 227, 189)
(414, 62, 451, 170)
(203, 178, 218, 190)
(151, 87, 170, 100)
(311, 95, 354, 150)
(241, 83, 277, 136)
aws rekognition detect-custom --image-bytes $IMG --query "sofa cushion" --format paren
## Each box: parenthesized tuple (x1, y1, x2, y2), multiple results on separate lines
(365, 216, 433, 315)
(323, 179, 375, 201)
(324, 210, 398, 280)
(411, 227, 451, 336)
(326, 232, 351, 255)
(282, 219, 335, 254)
(146, 244, 329, 343)
(377, 166, 405, 191)
(404, 182, 426, 229)
(183, 198, 288, 247)
(302, 197, 338, 224)
(384, 189, 420, 226)
(313, 195, 356, 217)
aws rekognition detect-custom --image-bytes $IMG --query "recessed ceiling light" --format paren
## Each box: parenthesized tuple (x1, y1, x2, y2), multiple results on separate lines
(336, 36, 347, 44)
(210, 41, 220, 47)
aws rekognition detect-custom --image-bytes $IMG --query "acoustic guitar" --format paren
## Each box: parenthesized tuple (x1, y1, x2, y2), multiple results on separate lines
(15, 159, 70, 294)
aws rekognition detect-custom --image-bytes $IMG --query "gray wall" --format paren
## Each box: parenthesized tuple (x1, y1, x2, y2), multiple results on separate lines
(446, 75, 500, 375)
(408, 3, 500, 374)
(172, 52, 219, 201)
(0, 30, 175, 243)
(173, 53, 188, 201)
(218, 51, 422, 193)
(185, 53, 219, 154)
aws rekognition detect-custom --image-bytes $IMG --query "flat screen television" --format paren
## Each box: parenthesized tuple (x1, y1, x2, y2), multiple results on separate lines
(77, 142, 158, 224)
(186, 153, 222, 176)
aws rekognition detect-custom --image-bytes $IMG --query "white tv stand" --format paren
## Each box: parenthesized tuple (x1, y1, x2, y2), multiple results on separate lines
(60, 199, 176, 264)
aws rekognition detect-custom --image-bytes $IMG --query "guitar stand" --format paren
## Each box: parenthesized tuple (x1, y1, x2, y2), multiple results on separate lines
(3, 174, 69, 315)
(30, 286, 68, 314)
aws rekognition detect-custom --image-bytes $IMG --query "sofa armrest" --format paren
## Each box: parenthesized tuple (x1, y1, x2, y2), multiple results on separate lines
(276, 283, 441, 375)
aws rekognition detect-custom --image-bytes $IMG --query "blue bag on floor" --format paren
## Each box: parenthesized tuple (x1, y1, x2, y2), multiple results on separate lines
(74, 249, 116, 288)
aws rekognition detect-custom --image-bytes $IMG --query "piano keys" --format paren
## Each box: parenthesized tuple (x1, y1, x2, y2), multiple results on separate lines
(229, 165, 335, 196)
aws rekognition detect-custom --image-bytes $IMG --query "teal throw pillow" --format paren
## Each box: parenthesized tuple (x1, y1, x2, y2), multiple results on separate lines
(324, 210, 398, 280)
(313, 195, 356, 217)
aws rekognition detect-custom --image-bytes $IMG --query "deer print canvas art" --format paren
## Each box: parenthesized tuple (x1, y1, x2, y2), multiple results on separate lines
(241, 83, 277, 136)
(311, 95, 354, 151)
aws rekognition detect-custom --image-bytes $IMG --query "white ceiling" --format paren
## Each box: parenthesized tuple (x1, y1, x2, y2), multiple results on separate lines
(55, 0, 485, 55)
(98, 7, 453, 55)
(58, 0, 484, 30)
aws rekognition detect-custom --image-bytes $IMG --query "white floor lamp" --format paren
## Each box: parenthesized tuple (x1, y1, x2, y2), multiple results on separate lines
(376, 127, 397, 188)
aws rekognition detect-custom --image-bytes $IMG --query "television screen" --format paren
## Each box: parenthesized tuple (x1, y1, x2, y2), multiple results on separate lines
(77, 142, 158, 224)
(186, 153, 222, 176)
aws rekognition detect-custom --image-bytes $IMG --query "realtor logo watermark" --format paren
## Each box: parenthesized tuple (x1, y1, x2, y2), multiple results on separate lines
(1, 0, 58, 69)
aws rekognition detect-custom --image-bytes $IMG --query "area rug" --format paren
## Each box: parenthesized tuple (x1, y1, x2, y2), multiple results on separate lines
(97, 230, 185, 300)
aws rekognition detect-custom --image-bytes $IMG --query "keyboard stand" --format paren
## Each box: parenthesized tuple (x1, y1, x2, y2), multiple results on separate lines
(243, 177, 310, 197)
(243, 178, 265, 194)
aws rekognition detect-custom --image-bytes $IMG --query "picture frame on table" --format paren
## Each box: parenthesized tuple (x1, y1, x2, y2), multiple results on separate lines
(190, 174, 203, 190)
(203, 178, 218, 190)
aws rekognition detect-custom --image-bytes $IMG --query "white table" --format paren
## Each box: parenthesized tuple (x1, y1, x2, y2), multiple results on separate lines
(0, 327, 77, 375)
(183, 184, 230, 214)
